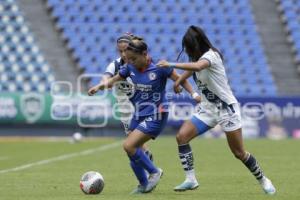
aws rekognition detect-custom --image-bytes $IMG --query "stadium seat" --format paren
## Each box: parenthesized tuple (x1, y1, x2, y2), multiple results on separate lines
(277, 0, 300, 72)
(47, 0, 277, 96)
(0, 0, 56, 92)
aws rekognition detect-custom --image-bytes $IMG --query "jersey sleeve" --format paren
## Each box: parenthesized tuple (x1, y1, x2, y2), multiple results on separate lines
(118, 65, 130, 78)
(162, 66, 174, 78)
(104, 61, 116, 76)
(199, 51, 214, 67)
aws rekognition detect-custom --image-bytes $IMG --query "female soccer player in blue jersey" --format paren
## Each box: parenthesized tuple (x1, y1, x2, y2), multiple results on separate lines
(157, 25, 276, 195)
(88, 37, 200, 194)
(89, 33, 154, 161)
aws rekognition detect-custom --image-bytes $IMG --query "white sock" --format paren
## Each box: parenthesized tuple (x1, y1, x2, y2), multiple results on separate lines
(185, 169, 197, 182)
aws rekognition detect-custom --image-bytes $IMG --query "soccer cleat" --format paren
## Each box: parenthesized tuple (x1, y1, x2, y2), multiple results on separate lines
(259, 177, 276, 195)
(145, 171, 150, 179)
(144, 168, 163, 193)
(174, 180, 199, 192)
(130, 185, 146, 194)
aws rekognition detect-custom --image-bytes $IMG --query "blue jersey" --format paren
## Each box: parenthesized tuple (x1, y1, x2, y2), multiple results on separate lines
(119, 63, 173, 117)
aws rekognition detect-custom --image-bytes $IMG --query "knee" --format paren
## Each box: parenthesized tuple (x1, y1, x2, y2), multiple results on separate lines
(123, 140, 134, 155)
(176, 130, 190, 145)
(232, 150, 247, 161)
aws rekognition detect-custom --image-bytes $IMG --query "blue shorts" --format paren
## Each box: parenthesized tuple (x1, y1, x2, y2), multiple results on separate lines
(190, 115, 211, 135)
(129, 112, 169, 138)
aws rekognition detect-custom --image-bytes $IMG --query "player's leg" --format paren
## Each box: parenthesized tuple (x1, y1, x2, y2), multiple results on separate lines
(124, 113, 167, 193)
(124, 129, 163, 193)
(225, 128, 276, 195)
(142, 144, 153, 161)
(124, 126, 153, 185)
(220, 104, 275, 195)
(123, 129, 155, 168)
(123, 120, 154, 162)
(141, 144, 154, 180)
(123, 129, 154, 191)
(128, 128, 153, 178)
(123, 129, 157, 173)
(123, 117, 151, 193)
(174, 116, 211, 191)
(127, 128, 153, 178)
(123, 117, 153, 185)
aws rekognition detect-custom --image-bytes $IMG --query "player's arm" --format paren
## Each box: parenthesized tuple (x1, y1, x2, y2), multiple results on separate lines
(100, 73, 113, 85)
(170, 70, 201, 102)
(175, 71, 193, 85)
(100, 61, 117, 84)
(88, 74, 124, 96)
(157, 59, 210, 71)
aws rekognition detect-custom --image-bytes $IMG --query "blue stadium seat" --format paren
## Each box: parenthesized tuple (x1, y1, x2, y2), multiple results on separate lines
(0, 0, 56, 92)
(47, 0, 277, 96)
(278, 0, 300, 78)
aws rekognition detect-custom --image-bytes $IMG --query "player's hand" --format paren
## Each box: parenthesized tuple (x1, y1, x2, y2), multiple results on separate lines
(88, 85, 99, 96)
(157, 60, 170, 68)
(173, 81, 182, 93)
(88, 84, 105, 96)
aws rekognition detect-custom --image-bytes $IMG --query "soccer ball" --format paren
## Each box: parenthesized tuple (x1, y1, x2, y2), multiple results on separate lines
(72, 132, 83, 143)
(80, 171, 104, 194)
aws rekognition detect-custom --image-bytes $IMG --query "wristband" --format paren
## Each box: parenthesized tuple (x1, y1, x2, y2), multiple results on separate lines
(168, 62, 177, 67)
(192, 92, 200, 99)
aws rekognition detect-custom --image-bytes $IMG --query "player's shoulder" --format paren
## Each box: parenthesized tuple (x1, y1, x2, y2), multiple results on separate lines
(152, 62, 165, 73)
(152, 62, 173, 78)
(201, 49, 222, 64)
(113, 57, 124, 68)
(115, 57, 122, 64)
(106, 57, 120, 68)
(202, 49, 216, 58)
(113, 57, 128, 71)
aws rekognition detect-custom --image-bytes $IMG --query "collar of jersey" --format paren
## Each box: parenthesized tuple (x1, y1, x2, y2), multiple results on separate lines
(128, 62, 155, 73)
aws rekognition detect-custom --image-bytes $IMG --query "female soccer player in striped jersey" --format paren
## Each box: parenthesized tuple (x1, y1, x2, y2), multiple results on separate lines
(157, 25, 276, 195)
(88, 37, 200, 194)
(91, 33, 136, 134)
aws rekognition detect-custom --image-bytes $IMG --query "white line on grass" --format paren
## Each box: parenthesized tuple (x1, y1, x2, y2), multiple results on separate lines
(0, 141, 121, 174)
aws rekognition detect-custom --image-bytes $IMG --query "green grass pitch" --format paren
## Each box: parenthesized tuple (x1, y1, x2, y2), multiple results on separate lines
(0, 137, 299, 200)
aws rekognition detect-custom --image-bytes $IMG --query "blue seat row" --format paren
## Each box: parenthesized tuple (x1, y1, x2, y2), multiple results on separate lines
(278, 0, 300, 73)
(47, 0, 277, 96)
(0, 0, 56, 92)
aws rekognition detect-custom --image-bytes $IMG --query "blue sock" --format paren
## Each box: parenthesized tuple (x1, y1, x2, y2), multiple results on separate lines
(144, 150, 153, 161)
(130, 161, 148, 186)
(129, 148, 158, 174)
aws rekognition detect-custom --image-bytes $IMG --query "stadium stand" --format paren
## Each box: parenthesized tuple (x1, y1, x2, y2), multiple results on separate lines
(276, 0, 300, 73)
(47, 0, 277, 96)
(0, 0, 56, 92)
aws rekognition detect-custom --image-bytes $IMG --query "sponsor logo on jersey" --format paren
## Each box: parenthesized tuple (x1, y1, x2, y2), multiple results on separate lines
(149, 72, 157, 80)
(195, 80, 207, 90)
(136, 84, 152, 92)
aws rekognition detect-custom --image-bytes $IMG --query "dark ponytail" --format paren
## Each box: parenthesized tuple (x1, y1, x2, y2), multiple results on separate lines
(177, 25, 223, 61)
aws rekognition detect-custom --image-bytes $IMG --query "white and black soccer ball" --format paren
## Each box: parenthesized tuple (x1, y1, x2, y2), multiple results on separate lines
(80, 171, 104, 194)
(72, 132, 83, 143)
